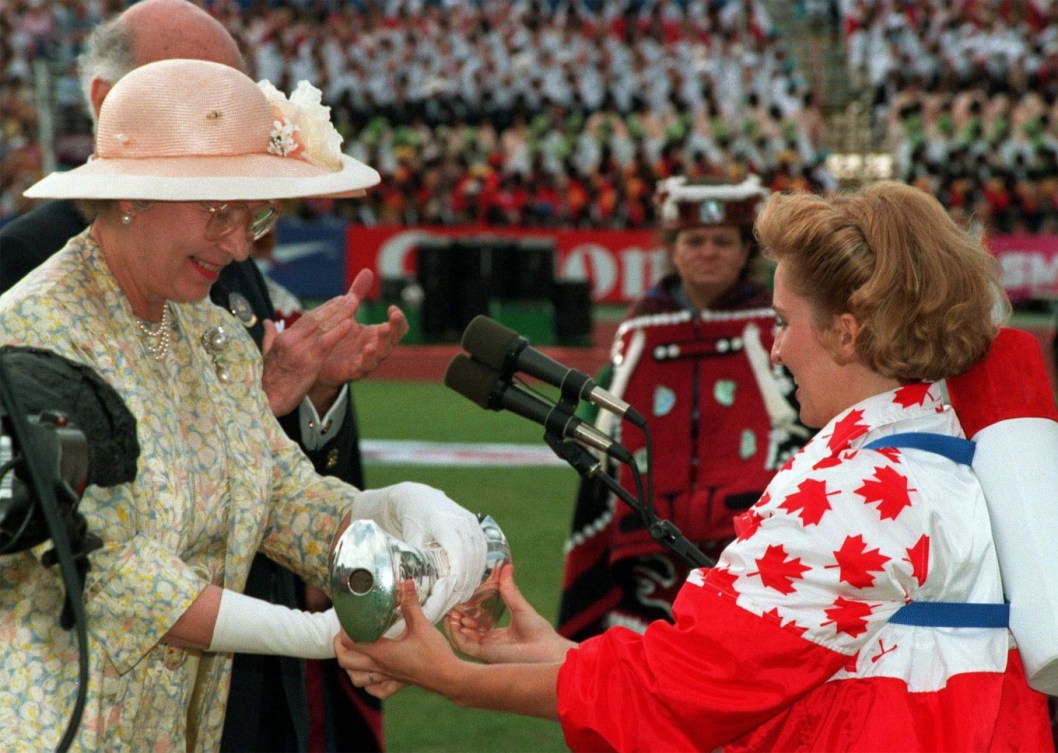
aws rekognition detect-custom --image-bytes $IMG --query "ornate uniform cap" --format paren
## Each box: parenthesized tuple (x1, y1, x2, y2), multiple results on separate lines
(655, 175, 769, 231)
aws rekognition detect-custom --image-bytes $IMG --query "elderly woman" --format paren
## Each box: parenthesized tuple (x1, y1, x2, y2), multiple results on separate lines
(559, 174, 807, 640)
(0, 59, 487, 752)
(337, 182, 1055, 751)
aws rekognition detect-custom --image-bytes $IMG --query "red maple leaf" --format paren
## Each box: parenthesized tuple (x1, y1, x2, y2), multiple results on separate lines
(734, 509, 765, 540)
(892, 383, 931, 408)
(779, 478, 836, 526)
(705, 567, 739, 596)
(761, 606, 783, 626)
(821, 596, 877, 638)
(855, 465, 916, 520)
(827, 409, 869, 454)
(762, 607, 808, 637)
(903, 534, 930, 586)
(827, 534, 891, 588)
(748, 544, 811, 594)
(812, 454, 843, 471)
(869, 446, 902, 463)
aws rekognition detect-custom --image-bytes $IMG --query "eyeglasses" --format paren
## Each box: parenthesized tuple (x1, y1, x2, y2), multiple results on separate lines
(200, 202, 281, 242)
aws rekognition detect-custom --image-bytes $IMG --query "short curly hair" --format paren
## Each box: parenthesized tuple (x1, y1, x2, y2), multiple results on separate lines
(755, 181, 1009, 382)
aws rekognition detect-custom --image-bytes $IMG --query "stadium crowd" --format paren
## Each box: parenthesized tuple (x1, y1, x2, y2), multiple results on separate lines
(2, 0, 1057, 234)
(841, 0, 1058, 233)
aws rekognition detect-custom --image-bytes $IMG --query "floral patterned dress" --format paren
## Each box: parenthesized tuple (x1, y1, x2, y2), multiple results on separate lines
(0, 231, 357, 752)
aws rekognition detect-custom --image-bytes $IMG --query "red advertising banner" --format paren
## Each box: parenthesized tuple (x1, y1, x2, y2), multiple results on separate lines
(987, 234, 1058, 303)
(345, 226, 1058, 305)
(346, 225, 665, 305)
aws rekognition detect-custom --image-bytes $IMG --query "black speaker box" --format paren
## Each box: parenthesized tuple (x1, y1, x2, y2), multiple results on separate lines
(552, 280, 593, 339)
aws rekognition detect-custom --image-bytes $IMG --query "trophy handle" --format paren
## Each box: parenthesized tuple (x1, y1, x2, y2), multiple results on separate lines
(328, 512, 511, 642)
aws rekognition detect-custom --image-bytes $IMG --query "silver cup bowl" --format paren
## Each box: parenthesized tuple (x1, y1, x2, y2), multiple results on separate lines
(329, 513, 511, 642)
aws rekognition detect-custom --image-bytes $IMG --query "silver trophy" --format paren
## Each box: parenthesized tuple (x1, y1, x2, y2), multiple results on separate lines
(329, 513, 511, 642)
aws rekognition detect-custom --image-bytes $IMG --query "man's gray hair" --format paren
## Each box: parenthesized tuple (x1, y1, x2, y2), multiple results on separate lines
(78, 15, 135, 121)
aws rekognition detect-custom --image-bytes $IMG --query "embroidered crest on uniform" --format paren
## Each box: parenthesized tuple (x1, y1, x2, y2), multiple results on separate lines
(714, 379, 736, 406)
(228, 291, 257, 327)
(698, 199, 723, 224)
(632, 555, 678, 616)
(740, 428, 756, 459)
(652, 385, 676, 416)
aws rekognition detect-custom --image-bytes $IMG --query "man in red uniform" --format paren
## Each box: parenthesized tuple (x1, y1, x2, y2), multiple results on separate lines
(558, 174, 809, 639)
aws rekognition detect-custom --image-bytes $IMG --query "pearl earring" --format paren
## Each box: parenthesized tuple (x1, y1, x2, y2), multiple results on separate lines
(121, 212, 133, 225)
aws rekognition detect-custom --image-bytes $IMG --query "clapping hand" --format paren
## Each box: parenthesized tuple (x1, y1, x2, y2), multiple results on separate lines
(260, 269, 408, 416)
(309, 275, 408, 410)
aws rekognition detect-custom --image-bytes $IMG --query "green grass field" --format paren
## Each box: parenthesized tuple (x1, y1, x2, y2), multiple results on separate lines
(353, 379, 579, 753)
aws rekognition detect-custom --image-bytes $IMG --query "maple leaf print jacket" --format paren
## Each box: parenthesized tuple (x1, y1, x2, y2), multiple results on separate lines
(556, 383, 1054, 752)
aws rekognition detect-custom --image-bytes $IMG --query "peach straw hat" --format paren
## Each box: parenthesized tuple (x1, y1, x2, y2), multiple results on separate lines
(24, 58, 380, 201)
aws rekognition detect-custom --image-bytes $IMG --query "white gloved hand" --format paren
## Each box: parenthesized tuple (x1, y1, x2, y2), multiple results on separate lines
(352, 482, 488, 633)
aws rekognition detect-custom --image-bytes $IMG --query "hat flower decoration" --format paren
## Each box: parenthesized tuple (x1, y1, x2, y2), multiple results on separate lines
(259, 80, 344, 171)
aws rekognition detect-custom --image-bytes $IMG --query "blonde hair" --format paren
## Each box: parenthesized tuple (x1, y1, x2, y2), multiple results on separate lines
(756, 182, 1009, 381)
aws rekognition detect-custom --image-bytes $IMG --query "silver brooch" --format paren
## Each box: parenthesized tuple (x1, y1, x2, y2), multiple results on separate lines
(201, 325, 232, 383)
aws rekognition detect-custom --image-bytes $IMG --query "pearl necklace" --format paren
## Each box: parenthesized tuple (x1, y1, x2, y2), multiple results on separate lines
(135, 303, 173, 361)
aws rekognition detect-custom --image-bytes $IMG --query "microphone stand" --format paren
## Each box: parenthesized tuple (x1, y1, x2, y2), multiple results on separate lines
(543, 431, 713, 568)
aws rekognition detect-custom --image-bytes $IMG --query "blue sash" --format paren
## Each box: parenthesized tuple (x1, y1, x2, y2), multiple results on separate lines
(864, 432, 975, 465)
(863, 433, 1008, 630)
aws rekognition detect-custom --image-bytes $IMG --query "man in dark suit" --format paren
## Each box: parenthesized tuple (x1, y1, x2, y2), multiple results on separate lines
(0, 1, 402, 750)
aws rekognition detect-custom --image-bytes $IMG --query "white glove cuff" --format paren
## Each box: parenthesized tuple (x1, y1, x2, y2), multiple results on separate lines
(208, 589, 340, 660)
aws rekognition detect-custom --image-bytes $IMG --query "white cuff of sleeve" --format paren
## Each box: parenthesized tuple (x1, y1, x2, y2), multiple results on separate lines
(208, 589, 341, 659)
(298, 384, 349, 450)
